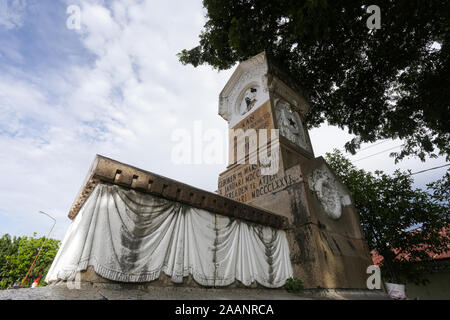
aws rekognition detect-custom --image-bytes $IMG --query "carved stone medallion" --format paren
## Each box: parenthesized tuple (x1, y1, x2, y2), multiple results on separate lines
(275, 99, 310, 152)
(307, 165, 352, 220)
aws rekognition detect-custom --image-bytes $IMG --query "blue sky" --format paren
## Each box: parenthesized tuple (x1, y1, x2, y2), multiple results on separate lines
(0, 0, 448, 241)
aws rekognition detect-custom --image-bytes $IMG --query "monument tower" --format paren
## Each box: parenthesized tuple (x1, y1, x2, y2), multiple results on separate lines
(217, 52, 373, 288)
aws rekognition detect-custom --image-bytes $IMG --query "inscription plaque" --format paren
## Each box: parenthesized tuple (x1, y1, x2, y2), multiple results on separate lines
(218, 164, 302, 203)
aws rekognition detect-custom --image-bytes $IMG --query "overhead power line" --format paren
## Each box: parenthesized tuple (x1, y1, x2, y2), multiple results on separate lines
(353, 144, 404, 162)
(338, 139, 389, 154)
(356, 139, 390, 153)
(409, 164, 450, 176)
(335, 141, 449, 177)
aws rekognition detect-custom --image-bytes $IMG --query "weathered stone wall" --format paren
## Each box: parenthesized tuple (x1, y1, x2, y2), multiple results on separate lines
(250, 160, 373, 289)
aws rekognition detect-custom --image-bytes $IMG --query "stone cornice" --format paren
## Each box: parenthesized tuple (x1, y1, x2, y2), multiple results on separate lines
(68, 155, 289, 230)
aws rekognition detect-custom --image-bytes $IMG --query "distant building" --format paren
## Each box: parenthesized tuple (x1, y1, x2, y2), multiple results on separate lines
(371, 228, 450, 300)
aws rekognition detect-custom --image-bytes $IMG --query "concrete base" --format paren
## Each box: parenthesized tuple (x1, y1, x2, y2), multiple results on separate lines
(0, 282, 389, 300)
(75, 266, 274, 289)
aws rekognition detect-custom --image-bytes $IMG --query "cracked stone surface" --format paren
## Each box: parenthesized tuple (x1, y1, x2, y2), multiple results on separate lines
(0, 282, 388, 300)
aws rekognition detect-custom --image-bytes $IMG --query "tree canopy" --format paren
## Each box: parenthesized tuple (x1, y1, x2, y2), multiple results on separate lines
(179, 0, 450, 161)
(325, 150, 449, 284)
(0, 233, 60, 289)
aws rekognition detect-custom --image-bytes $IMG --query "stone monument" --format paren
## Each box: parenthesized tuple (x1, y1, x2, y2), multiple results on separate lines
(217, 52, 373, 288)
(46, 52, 375, 292)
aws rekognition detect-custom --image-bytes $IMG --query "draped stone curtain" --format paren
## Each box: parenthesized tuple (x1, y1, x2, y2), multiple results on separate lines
(46, 183, 293, 288)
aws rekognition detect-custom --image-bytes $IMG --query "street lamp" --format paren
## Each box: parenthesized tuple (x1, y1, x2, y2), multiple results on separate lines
(20, 211, 56, 288)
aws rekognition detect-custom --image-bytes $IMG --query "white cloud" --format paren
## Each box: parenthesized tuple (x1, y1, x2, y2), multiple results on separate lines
(0, 0, 26, 30)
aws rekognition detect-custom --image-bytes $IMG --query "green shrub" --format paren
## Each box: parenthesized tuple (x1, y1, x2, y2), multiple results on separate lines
(285, 277, 304, 293)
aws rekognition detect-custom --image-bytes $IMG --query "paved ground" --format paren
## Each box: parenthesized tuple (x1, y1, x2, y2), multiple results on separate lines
(0, 282, 388, 300)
